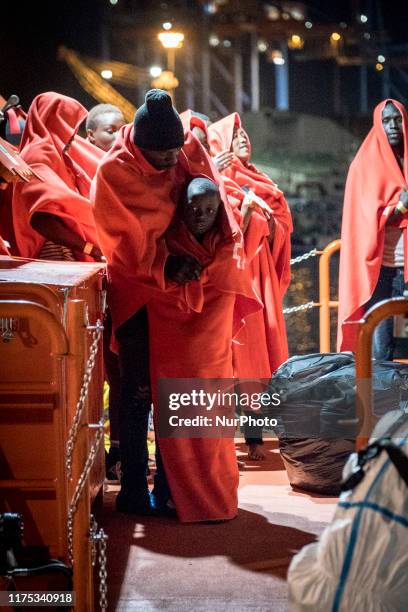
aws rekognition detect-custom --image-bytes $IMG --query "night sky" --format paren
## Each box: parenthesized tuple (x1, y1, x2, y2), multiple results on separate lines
(0, 0, 406, 113)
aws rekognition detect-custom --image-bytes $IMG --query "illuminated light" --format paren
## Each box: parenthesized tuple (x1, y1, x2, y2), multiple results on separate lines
(101, 69, 113, 79)
(265, 4, 280, 20)
(282, 12, 290, 20)
(109, 0, 118, 5)
(305, 21, 313, 29)
(376, 63, 384, 71)
(150, 66, 162, 78)
(268, 49, 285, 64)
(205, 2, 217, 14)
(288, 34, 304, 49)
(162, 22, 172, 30)
(291, 8, 304, 21)
(360, 14, 368, 23)
(340, 22, 347, 29)
(158, 31, 185, 49)
(363, 32, 371, 40)
(331, 32, 341, 42)
(223, 39, 232, 48)
(257, 40, 268, 53)
(377, 54, 386, 63)
(209, 34, 220, 47)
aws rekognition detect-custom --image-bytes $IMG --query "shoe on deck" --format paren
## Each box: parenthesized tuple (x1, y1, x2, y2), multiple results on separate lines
(115, 490, 152, 515)
(149, 492, 178, 518)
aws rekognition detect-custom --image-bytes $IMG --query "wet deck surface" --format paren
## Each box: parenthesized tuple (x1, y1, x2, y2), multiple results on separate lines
(96, 440, 337, 611)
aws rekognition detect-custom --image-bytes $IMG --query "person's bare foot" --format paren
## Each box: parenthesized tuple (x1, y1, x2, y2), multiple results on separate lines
(247, 443, 266, 460)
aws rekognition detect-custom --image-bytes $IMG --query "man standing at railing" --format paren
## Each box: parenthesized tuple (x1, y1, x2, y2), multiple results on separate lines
(338, 99, 408, 359)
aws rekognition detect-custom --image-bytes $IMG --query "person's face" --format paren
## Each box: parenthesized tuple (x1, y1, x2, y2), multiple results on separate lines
(87, 111, 126, 152)
(231, 126, 250, 162)
(141, 147, 182, 169)
(191, 126, 210, 152)
(183, 191, 221, 237)
(382, 103, 403, 147)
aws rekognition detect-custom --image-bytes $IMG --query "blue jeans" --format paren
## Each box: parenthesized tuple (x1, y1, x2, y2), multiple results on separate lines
(364, 266, 408, 361)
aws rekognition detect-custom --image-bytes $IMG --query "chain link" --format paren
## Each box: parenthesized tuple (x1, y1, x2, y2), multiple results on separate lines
(66, 320, 103, 478)
(98, 528, 108, 611)
(88, 515, 109, 611)
(290, 248, 318, 266)
(283, 301, 317, 314)
(89, 514, 98, 567)
(67, 418, 105, 564)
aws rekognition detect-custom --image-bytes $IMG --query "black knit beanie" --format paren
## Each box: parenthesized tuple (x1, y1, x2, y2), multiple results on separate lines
(133, 89, 185, 151)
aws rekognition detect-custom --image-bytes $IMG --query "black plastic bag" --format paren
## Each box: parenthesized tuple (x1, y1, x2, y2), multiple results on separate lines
(263, 352, 408, 494)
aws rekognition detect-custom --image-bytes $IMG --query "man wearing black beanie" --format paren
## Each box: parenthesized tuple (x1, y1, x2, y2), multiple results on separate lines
(93, 89, 215, 516)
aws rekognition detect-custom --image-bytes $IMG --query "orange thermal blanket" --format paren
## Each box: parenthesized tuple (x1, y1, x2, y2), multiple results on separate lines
(337, 99, 408, 351)
(12, 92, 102, 260)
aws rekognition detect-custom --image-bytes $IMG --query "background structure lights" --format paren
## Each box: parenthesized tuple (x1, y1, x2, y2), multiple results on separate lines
(377, 54, 386, 63)
(158, 31, 184, 49)
(223, 39, 232, 48)
(270, 50, 285, 65)
(265, 4, 280, 21)
(376, 63, 384, 71)
(291, 8, 304, 21)
(109, 0, 118, 5)
(363, 32, 371, 40)
(360, 14, 368, 23)
(209, 34, 220, 47)
(162, 22, 172, 30)
(257, 40, 269, 53)
(101, 69, 113, 79)
(288, 34, 304, 50)
(330, 32, 341, 42)
(157, 29, 185, 102)
(305, 21, 313, 29)
(149, 66, 162, 78)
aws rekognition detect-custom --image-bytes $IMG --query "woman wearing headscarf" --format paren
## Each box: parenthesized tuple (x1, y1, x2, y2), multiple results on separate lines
(209, 113, 292, 459)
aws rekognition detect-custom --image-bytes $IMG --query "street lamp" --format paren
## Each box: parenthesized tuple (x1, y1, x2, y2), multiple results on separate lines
(157, 30, 184, 102)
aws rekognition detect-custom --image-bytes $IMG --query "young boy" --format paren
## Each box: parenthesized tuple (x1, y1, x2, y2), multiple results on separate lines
(86, 104, 126, 152)
(147, 176, 264, 522)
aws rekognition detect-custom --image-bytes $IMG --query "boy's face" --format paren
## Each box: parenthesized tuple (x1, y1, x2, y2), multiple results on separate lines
(183, 192, 221, 237)
(87, 111, 126, 151)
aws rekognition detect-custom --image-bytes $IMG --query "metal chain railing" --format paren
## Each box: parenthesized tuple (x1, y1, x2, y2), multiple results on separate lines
(283, 301, 316, 315)
(66, 320, 103, 478)
(284, 248, 320, 314)
(290, 248, 318, 266)
(67, 417, 105, 564)
(89, 515, 108, 612)
(98, 528, 108, 611)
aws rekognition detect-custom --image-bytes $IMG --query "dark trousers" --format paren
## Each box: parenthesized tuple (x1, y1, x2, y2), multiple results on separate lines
(116, 307, 170, 501)
(103, 310, 120, 448)
(365, 266, 408, 361)
(244, 413, 263, 446)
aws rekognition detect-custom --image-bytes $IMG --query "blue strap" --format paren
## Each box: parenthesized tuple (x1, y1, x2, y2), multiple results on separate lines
(338, 500, 408, 528)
